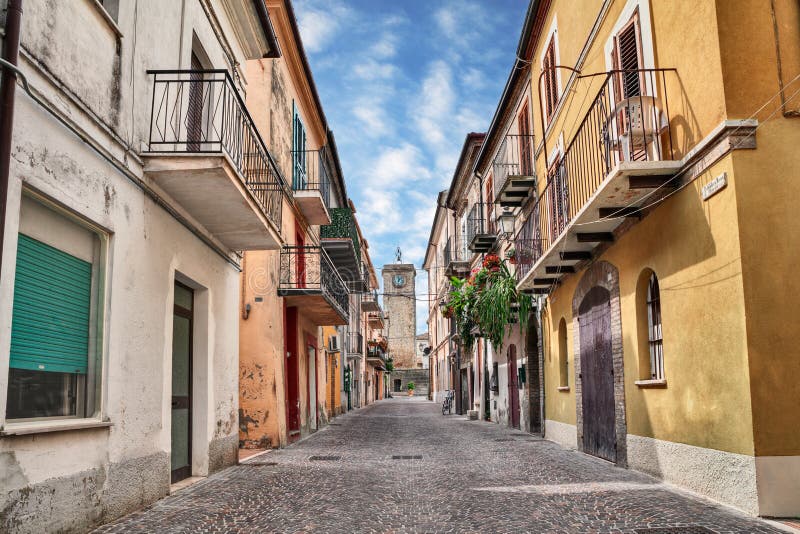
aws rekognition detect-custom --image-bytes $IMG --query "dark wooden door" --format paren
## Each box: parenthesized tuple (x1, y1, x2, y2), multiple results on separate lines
(579, 286, 615, 461)
(285, 307, 301, 440)
(507, 345, 520, 429)
(187, 53, 204, 151)
(171, 282, 193, 483)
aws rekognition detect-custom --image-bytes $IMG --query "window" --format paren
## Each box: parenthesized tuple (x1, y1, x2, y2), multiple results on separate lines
(542, 36, 559, 122)
(6, 196, 104, 421)
(484, 175, 494, 233)
(646, 273, 664, 380)
(547, 155, 569, 241)
(612, 11, 644, 102)
(98, 0, 120, 22)
(517, 102, 533, 176)
(558, 318, 568, 387)
(292, 101, 307, 189)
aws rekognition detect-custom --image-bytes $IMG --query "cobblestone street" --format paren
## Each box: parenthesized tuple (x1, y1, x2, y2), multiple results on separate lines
(95, 399, 785, 533)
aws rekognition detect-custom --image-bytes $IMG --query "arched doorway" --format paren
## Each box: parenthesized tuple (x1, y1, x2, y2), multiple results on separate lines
(526, 314, 542, 434)
(507, 344, 520, 429)
(578, 286, 615, 461)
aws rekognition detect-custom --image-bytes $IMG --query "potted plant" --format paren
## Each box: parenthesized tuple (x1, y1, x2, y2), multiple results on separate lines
(407, 382, 415, 396)
(505, 247, 517, 265)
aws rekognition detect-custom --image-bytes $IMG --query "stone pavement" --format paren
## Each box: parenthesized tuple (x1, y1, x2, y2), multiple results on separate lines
(94, 398, 787, 533)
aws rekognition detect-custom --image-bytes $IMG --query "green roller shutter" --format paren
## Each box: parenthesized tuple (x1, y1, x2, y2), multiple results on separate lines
(10, 234, 92, 374)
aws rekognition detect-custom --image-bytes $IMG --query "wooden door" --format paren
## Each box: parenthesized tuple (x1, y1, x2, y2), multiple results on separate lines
(579, 286, 615, 461)
(285, 307, 301, 439)
(171, 282, 193, 483)
(507, 345, 520, 429)
(187, 53, 204, 151)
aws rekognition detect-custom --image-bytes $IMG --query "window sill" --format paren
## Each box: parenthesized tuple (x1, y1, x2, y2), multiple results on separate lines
(1, 418, 112, 437)
(635, 379, 667, 388)
(557, 386, 570, 392)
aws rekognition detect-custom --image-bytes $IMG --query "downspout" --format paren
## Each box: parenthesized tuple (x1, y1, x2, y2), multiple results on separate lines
(0, 0, 22, 285)
(770, 0, 800, 118)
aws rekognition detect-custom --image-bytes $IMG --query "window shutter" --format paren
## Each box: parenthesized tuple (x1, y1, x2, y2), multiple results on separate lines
(10, 234, 92, 374)
(614, 14, 643, 100)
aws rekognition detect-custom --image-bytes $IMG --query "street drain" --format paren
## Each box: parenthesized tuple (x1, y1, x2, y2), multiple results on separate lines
(241, 462, 277, 467)
(391, 455, 422, 460)
(635, 527, 716, 534)
(493, 438, 515, 442)
(309, 455, 341, 461)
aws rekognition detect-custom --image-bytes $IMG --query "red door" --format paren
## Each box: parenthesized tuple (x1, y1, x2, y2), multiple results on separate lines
(507, 345, 520, 429)
(579, 286, 616, 461)
(285, 306, 301, 440)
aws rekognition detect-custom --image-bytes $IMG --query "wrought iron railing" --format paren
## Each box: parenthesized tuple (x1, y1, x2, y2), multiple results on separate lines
(466, 203, 496, 244)
(367, 344, 387, 364)
(321, 208, 361, 266)
(347, 331, 364, 355)
(493, 134, 536, 197)
(146, 70, 285, 231)
(362, 288, 380, 307)
(515, 69, 676, 275)
(291, 149, 332, 208)
(444, 235, 469, 265)
(278, 245, 348, 318)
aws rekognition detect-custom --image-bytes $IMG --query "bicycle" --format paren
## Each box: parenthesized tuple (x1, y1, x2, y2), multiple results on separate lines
(441, 389, 454, 415)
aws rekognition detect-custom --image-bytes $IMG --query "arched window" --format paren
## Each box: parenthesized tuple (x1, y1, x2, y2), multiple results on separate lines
(646, 273, 664, 380)
(558, 318, 568, 388)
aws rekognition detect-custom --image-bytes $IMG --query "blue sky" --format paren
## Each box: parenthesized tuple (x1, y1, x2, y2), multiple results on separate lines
(295, 0, 529, 333)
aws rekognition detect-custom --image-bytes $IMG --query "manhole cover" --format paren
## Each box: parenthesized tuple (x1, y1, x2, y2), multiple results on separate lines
(309, 455, 341, 461)
(391, 455, 422, 460)
(240, 462, 277, 467)
(635, 527, 716, 534)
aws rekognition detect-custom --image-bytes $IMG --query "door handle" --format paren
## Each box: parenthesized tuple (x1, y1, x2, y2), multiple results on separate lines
(171, 400, 179, 408)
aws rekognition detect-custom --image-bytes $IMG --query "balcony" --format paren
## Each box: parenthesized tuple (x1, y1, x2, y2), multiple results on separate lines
(321, 208, 362, 283)
(466, 203, 498, 253)
(444, 235, 470, 278)
(361, 289, 381, 313)
(366, 343, 387, 370)
(346, 331, 363, 358)
(494, 134, 537, 208)
(345, 262, 370, 294)
(367, 311, 385, 330)
(516, 69, 680, 292)
(277, 245, 348, 325)
(143, 70, 285, 250)
(291, 149, 332, 225)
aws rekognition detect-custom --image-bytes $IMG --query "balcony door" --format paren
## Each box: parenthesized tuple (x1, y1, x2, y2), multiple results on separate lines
(517, 103, 533, 177)
(307, 343, 317, 431)
(187, 53, 204, 151)
(507, 345, 520, 429)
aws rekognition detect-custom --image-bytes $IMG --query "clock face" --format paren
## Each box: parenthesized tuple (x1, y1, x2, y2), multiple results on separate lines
(393, 274, 406, 287)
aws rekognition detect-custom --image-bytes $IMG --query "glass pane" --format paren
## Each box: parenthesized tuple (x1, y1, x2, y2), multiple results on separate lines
(174, 284, 193, 311)
(170, 407, 190, 471)
(6, 368, 81, 419)
(172, 316, 191, 397)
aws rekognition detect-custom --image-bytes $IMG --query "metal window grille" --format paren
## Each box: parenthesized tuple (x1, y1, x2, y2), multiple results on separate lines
(647, 273, 664, 380)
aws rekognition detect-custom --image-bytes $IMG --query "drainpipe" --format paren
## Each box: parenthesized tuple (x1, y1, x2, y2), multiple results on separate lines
(0, 0, 22, 285)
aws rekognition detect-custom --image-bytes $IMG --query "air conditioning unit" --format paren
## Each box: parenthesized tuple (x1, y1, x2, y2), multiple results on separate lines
(328, 335, 340, 352)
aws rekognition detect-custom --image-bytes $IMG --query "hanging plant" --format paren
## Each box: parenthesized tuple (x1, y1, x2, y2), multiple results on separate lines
(445, 259, 533, 354)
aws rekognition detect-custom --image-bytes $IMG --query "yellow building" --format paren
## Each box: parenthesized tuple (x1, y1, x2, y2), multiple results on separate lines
(238, 0, 364, 449)
(494, 0, 800, 517)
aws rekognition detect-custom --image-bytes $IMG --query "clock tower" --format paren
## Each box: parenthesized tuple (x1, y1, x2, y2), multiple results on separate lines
(381, 262, 417, 370)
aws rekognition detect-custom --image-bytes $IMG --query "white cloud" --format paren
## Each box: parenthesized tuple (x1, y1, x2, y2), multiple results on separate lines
(295, 0, 353, 54)
(413, 60, 455, 148)
(371, 143, 432, 188)
(371, 33, 398, 59)
(352, 102, 389, 137)
(353, 59, 399, 81)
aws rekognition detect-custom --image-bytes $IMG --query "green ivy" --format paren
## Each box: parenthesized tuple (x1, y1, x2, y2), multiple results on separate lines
(321, 208, 360, 261)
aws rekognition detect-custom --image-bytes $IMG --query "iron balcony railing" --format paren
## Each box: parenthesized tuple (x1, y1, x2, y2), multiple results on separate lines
(493, 134, 536, 197)
(278, 245, 349, 319)
(291, 149, 332, 208)
(321, 208, 361, 263)
(347, 331, 364, 355)
(367, 344, 387, 364)
(345, 262, 369, 294)
(466, 203, 497, 242)
(516, 68, 676, 271)
(443, 235, 469, 265)
(146, 70, 285, 231)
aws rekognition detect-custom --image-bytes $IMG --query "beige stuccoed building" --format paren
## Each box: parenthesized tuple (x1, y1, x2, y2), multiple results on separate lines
(0, 1, 281, 531)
